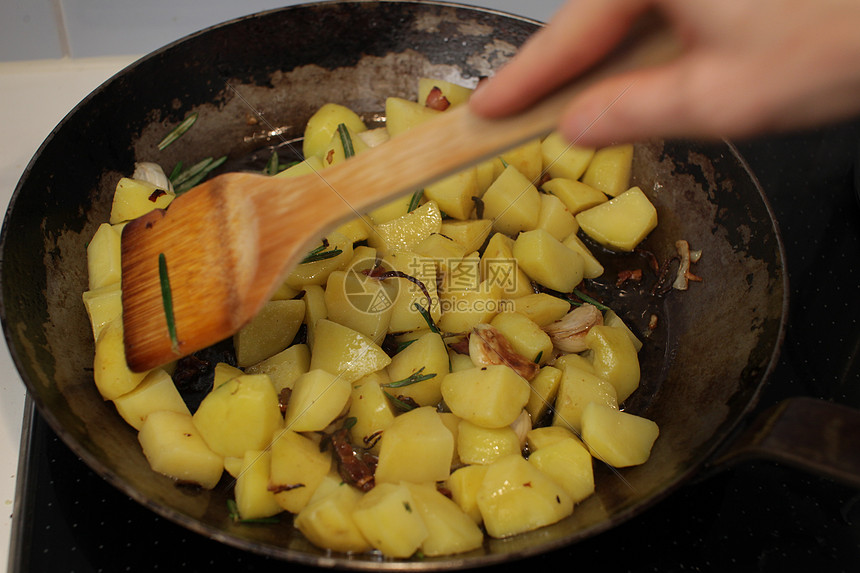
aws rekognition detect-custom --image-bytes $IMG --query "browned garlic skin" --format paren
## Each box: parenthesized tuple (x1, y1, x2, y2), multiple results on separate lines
(543, 303, 604, 353)
(468, 323, 540, 381)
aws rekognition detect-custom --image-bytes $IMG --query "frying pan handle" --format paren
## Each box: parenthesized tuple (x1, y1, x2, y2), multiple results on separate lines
(710, 397, 860, 488)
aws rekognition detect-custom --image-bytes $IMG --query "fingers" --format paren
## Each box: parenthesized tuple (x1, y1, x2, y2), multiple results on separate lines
(470, 0, 652, 118)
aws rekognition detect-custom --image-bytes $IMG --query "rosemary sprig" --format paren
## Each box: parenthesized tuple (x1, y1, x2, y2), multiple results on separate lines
(412, 302, 440, 334)
(158, 112, 198, 150)
(572, 289, 610, 312)
(408, 189, 423, 212)
(172, 155, 228, 194)
(158, 253, 179, 352)
(534, 351, 543, 364)
(385, 392, 417, 412)
(265, 150, 280, 176)
(337, 123, 356, 159)
(382, 366, 436, 389)
(300, 241, 344, 264)
(394, 338, 417, 353)
(168, 161, 183, 181)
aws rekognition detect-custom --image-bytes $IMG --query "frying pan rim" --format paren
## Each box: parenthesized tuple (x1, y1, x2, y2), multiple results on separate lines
(0, 1, 789, 569)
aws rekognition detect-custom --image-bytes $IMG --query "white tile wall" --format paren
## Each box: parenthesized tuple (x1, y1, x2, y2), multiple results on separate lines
(0, 0, 561, 62)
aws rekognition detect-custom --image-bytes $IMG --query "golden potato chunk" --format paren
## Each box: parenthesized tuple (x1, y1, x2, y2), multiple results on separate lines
(375, 406, 454, 484)
(581, 402, 659, 467)
(138, 410, 223, 489)
(575, 186, 657, 252)
(477, 454, 573, 538)
(441, 365, 531, 429)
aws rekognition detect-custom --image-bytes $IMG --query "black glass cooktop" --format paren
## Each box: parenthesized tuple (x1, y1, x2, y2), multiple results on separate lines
(9, 121, 860, 572)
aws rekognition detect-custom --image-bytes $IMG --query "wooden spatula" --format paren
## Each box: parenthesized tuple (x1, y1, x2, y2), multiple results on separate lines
(120, 18, 679, 372)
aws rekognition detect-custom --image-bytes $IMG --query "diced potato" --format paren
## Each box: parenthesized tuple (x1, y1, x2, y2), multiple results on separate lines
(457, 419, 521, 465)
(324, 269, 395, 344)
(540, 131, 595, 180)
(346, 245, 378, 273)
(348, 371, 396, 454)
(192, 374, 283, 458)
(585, 325, 641, 402)
(581, 402, 659, 467)
(368, 194, 413, 224)
(284, 369, 351, 432)
(553, 352, 596, 374)
(269, 281, 301, 301)
(109, 177, 174, 224)
(477, 454, 573, 538)
(112, 368, 189, 430)
(334, 215, 372, 244)
(269, 429, 333, 513)
(234, 450, 282, 520)
(510, 293, 570, 327)
(405, 482, 484, 557)
(552, 362, 618, 434)
(423, 168, 479, 220)
(86, 222, 122, 290)
(528, 436, 595, 503)
(501, 138, 543, 183)
(302, 284, 327, 350)
(285, 231, 354, 287)
(356, 127, 390, 148)
(437, 279, 504, 334)
(367, 200, 443, 256)
(525, 365, 563, 423)
(385, 331, 449, 406)
(441, 365, 531, 429)
(438, 412, 462, 466)
(138, 410, 223, 489)
(440, 219, 493, 253)
(414, 233, 469, 275)
(302, 102, 367, 159)
(448, 349, 474, 372)
(234, 299, 305, 367)
(535, 193, 578, 241)
(309, 319, 391, 383)
(603, 310, 643, 352)
(526, 425, 577, 452)
(512, 229, 584, 293)
(542, 178, 608, 214)
(581, 143, 634, 197)
(482, 165, 541, 235)
(375, 406, 454, 484)
(223, 456, 243, 478)
(244, 343, 310, 393)
(82, 282, 122, 340)
(475, 157, 505, 194)
(385, 96, 442, 137)
(490, 311, 553, 365)
(445, 464, 488, 524)
(352, 482, 428, 558)
(213, 362, 243, 387)
(294, 480, 370, 553)
(480, 232, 534, 299)
(383, 251, 441, 333)
(274, 155, 324, 178)
(321, 123, 369, 168)
(561, 230, 605, 279)
(93, 318, 148, 401)
(417, 78, 473, 108)
(575, 186, 657, 252)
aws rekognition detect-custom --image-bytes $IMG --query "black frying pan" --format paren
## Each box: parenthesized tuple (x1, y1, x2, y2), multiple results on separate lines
(1, 1, 857, 569)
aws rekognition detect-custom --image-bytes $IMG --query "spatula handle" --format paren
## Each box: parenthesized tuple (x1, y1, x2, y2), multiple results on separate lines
(318, 14, 680, 218)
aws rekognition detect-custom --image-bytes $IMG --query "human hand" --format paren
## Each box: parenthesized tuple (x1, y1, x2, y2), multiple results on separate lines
(470, 0, 860, 146)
